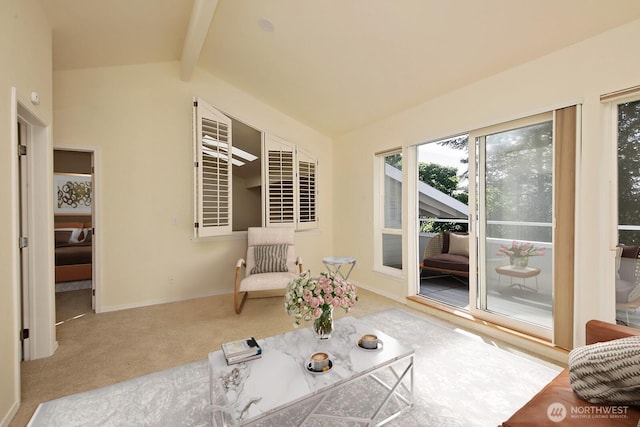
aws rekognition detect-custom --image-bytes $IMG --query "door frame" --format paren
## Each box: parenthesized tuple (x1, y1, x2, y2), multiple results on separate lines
(54, 145, 100, 313)
(12, 88, 57, 362)
(17, 118, 31, 360)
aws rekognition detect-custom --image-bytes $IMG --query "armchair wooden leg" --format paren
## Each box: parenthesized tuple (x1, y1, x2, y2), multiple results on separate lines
(234, 265, 248, 314)
(234, 290, 248, 314)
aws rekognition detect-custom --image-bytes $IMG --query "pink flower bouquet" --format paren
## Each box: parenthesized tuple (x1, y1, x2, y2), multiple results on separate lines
(496, 240, 545, 258)
(285, 271, 357, 327)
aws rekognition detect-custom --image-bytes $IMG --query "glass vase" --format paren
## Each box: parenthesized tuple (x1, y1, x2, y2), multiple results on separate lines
(313, 306, 334, 340)
(510, 256, 529, 269)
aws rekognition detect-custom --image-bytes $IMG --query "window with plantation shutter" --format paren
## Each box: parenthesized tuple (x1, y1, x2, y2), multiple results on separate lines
(265, 135, 296, 226)
(193, 98, 319, 235)
(193, 99, 232, 237)
(297, 148, 318, 229)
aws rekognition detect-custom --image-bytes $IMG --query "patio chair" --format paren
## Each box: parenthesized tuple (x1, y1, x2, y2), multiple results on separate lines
(420, 232, 470, 283)
(234, 227, 302, 314)
(616, 245, 640, 325)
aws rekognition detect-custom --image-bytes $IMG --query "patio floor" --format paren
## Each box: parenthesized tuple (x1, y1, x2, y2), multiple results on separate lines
(419, 273, 553, 328)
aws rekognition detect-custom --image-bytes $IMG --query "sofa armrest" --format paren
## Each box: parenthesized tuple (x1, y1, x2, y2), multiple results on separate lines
(423, 233, 444, 259)
(585, 319, 640, 345)
(502, 320, 640, 427)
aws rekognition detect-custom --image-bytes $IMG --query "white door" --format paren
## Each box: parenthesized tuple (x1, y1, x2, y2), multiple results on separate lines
(90, 153, 95, 311)
(17, 119, 31, 360)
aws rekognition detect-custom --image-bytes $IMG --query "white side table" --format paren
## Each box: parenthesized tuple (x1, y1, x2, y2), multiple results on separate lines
(495, 265, 541, 292)
(322, 256, 356, 280)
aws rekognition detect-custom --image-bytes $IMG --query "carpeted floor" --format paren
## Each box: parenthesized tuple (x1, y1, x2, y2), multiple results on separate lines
(24, 305, 562, 426)
(11, 288, 415, 426)
(55, 289, 92, 325)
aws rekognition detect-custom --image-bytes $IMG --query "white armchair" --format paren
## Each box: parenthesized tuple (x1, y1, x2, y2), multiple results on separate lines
(234, 227, 302, 314)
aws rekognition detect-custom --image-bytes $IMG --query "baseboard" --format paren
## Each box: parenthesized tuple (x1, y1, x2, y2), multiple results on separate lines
(0, 399, 19, 427)
(99, 288, 231, 313)
(355, 282, 407, 305)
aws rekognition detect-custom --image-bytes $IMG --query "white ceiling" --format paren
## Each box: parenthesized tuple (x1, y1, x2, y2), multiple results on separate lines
(42, 0, 640, 136)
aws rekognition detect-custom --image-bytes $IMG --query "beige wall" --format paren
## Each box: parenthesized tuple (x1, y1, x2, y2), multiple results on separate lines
(0, 0, 52, 424)
(53, 62, 333, 311)
(333, 19, 640, 346)
(4, 5, 640, 425)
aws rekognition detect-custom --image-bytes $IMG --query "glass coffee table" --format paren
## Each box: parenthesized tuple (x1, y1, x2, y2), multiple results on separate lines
(208, 317, 414, 426)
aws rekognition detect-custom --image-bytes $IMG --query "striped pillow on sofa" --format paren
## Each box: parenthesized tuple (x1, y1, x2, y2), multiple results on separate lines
(569, 336, 640, 405)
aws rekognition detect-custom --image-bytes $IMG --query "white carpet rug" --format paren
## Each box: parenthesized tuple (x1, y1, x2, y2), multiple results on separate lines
(28, 308, 562, 426)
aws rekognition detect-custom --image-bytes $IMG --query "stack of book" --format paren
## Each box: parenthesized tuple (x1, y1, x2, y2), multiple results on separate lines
(221, 337, 262, 365)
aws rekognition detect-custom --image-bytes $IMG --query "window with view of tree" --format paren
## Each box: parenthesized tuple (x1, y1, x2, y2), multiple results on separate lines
(616, 98, 640, 328)
(618, 100, 640, 246)
(418, 136, 469, 235)
(375, 150, 403, 272)
(484, 121, 554, 244)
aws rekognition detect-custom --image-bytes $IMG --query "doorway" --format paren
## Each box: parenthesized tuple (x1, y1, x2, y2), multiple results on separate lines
(53, 149, 95, 324)
(417, 135, 470, 308)
(416, 107, 578, 344)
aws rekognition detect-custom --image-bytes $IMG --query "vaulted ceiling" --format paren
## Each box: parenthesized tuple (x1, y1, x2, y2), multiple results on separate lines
(42, 0, 640, 136)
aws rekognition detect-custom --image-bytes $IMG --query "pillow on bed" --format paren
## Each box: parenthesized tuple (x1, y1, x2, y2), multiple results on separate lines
(55, 228, 84, 245)
(448, 233, 469, 257)
(82, 227, 92, 244)
(569, 336, 640, 405)
(251, 244, 288, 274)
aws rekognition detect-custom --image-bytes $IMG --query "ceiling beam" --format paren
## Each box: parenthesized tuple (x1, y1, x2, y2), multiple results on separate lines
(180, 0, 218, 81)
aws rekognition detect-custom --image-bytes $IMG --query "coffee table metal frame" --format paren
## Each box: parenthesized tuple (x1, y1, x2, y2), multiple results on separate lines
(294, 355, 414, 426)
(209, 317, 414, 426)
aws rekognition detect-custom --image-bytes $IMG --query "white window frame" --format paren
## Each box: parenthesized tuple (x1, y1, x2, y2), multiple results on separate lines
(193, 98, 318, 237)
(602, 90, 640, 326)
(604, 92, 640, 248)
(374, 148, 404, 276)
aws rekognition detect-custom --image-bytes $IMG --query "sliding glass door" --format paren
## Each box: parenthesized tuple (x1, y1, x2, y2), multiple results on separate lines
(416, 108, 577, 344)
(471, 113, 554, 337)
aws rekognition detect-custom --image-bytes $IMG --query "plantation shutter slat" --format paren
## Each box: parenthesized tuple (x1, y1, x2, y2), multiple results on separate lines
(297, 148, 318, 229)
(265, 135, 296, 227)
(193, 98, 232, 237)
